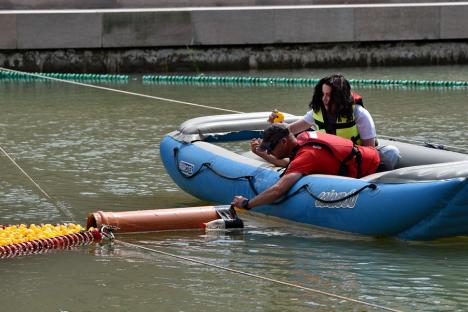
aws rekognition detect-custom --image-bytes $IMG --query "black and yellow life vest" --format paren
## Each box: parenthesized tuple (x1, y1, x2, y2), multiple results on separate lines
(313, 106, 361, 145)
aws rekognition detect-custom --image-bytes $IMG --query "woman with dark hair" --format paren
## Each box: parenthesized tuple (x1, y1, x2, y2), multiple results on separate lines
(259, 74, 375, 151)
(305, 74, 376, 147)
(252, 74, 400, 170)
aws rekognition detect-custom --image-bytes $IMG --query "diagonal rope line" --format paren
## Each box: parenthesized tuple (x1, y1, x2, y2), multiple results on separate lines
(0, 67, 414, 310)
(2, 67, 465, 153)
(0, 67, 243, 114)
(378, 134, 468, 154)
(0, 145, 74, 220)
(0, 66, 240, 220)
(0, 145, 52, 200)
(115, 239, 403, 312)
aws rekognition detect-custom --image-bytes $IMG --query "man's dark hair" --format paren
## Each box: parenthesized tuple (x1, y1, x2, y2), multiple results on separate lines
(259, 123, 290, 152)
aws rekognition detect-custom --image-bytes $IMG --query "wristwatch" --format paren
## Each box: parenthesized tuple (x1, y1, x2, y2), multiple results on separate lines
(241, 198, 250, 210)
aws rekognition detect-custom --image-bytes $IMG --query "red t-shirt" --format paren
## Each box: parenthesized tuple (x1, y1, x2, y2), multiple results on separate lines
(285, 144, 342, 176)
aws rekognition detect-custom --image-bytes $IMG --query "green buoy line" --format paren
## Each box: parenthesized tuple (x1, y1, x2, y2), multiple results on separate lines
(0, 70, 128, 81)
(142, 75, 468, 88)
(1, 70, 467, 88)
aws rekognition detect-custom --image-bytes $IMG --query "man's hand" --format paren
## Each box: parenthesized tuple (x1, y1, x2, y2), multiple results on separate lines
(250, 138, 290, 167)
(231, 172, 303, 210)
(251, 138, 266, 157)
(231, 195, 248, 209)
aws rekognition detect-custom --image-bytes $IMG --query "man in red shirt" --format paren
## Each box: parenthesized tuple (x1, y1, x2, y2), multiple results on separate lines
(231, 123, 382, 210)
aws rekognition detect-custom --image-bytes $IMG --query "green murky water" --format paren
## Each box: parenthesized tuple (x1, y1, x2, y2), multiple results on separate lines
(0, 66, 467, 311)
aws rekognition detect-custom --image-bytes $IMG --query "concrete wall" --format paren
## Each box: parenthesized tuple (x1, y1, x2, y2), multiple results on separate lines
(1, 3, 468, 50)
(2, 42, 467, 73)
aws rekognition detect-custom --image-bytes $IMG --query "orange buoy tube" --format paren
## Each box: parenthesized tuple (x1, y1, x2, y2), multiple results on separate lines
(87, 206, 224, 233)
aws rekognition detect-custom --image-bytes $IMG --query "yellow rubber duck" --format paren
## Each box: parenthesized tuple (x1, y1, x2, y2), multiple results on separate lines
(272, 109, 285, 123)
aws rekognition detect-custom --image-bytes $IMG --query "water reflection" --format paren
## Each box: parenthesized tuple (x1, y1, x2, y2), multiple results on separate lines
(86, 221, 468, 311)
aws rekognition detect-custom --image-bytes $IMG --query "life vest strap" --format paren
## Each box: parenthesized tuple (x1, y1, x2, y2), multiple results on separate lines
(315, 119, 357, 130)
(351, 133, 361, 145)
(337, 146, 362, 177)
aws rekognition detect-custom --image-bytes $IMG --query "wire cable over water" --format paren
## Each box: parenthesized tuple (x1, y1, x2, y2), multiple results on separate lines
(0, 145, 51, 200)
(0, 145, 75, 220)
(0, 67, 242, 114)
(0, 67, 240, 218)
(0, 67, 426, 309)
(0, 67, 468, 153)
(115, 239, 403, 312)
(378, 135, 468, 154)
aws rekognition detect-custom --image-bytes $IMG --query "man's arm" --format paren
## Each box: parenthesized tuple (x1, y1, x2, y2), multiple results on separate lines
(255, 152, 290, 167)
(231, 172, 303, 209)
(250, 138, 290, 167)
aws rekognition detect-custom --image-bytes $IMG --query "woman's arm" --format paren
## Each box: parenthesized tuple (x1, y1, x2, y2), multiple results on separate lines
(268, 111, 315, 135)
(288, 118, 315, 135)
(360, 137, 376, 147)
(355, 106, 377, 147)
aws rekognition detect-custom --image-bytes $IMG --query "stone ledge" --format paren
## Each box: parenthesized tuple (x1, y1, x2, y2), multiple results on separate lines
(1, 41, 468, 73)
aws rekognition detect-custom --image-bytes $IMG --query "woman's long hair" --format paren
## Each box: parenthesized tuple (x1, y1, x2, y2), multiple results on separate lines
(309, 74, 354, 121)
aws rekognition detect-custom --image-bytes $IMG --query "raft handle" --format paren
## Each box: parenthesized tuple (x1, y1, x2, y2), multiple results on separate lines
(277, 183, 377, 205)
(174, 147, 259, 195)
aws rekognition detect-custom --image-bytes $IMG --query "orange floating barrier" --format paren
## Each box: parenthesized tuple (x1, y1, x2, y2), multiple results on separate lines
(87, 205, 242, 233)
(0, 229, 102, 258)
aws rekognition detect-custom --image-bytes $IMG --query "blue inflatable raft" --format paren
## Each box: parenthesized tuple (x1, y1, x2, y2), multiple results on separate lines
(160, 112, 468, 240)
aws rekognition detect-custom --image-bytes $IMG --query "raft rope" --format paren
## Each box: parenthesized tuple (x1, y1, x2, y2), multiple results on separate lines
(174, 146, 378, 204)
(114, 239, 402, 312)
(0, 67, 404, 310)
(143, 74, 468, 88)
(277, 183, 377, 205)
(378, 134, 468, 154)
(174, 147, 259, 195)
(1, 67, 466, 153)
(0, 68, 241, 114)
(0, 145, 52, 200)
(0, 145, 75, 220)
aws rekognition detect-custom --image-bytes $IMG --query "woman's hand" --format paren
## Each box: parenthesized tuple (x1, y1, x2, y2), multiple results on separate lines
(268, 110, 284, 123)
(267, 111, 277, 123)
